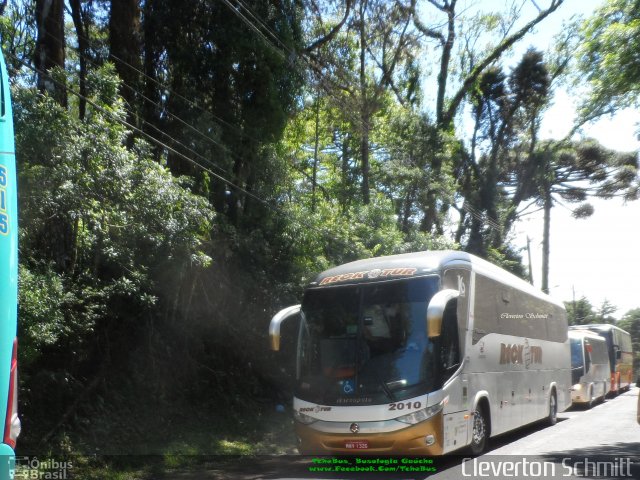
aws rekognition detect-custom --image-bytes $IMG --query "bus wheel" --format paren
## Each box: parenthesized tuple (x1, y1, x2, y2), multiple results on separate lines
(547, 390, 557, 425)
(469, 406, 488, 455)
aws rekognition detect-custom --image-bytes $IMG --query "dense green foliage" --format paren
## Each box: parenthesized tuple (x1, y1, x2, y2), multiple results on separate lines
(565, 297, 618, 326)
(0, 0, 637, 460)
(578, 0, 640, 119)
(13, 68, 214, 448)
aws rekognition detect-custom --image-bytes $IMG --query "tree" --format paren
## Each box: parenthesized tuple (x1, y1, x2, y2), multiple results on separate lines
(618, 308, 640, 374)
(460, 49, 551, 257)
(0, 0, 37, 79)
(35, 0, 66, 105)
(457, 49, 638, 289)
(378, 106, 456, 234)
(412, 0, 565, 233)
(69, 0, 89, 120)
(565, 296, 596, 326)
(144, 0, 303, 225)
(595, 300, 617, 324)
(305, 0, 420, 205)
(108, 0, 142, 124)
(14, 67, 214, 444)
(577, 0, 640, 121)
(525, 140, 637, 292)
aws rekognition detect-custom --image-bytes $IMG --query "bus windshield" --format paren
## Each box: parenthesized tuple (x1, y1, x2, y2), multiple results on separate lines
(296, 276, 440, 405)
(570, 337, 584, 385)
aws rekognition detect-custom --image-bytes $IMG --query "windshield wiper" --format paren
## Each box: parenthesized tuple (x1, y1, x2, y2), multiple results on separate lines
(377, 373, 396, 402)
(385, 379, 407, 390)
(380, 381, 396, 401)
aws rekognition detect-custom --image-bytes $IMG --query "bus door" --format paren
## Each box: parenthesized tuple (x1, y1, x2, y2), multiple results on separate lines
(441, 269, 470, 452)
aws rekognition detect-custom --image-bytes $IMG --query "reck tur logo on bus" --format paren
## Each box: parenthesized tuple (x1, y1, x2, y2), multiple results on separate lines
(499, 340, 542, 368)
(319, 267, 417, 285)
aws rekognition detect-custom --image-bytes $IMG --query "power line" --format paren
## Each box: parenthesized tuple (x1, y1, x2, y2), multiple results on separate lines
(41, 27, 342, 198)
(38, 31, 243, 181)
(16, 4, 449, 251)
(212, 1, 516, 241)
(8, 51, 364, 254)
(215, 0, 365, 129)
(8, 51, 281, 215)
(461, 201, 502, 231)
(225, 0, 293, 54)
(45, 27, 260, 159)
(107, 50, 266, 145)
(42, 9, 364, 190)
(55, 16, 265, 146)
(218, 0, 289, 60)
(48, 28, 346, 199)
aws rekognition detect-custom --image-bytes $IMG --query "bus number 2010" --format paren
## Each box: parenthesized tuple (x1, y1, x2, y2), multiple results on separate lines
(388, 401, 422, 411)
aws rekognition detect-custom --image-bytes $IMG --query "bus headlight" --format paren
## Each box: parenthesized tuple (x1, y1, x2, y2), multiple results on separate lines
(395, 401, 443, 425)
(293, 410, 317, 425)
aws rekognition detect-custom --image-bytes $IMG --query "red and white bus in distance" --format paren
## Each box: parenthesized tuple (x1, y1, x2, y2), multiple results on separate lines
(570, 324, 634, 395)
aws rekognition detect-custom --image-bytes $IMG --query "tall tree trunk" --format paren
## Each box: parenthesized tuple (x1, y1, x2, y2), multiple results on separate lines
(109, 0, 142, 126)
(35, 0, 66, 106)
(142, 0, 160, 130)
(36, 0, 71, 269)
(401, 184, 416, 234)
(360, 115, 370, 204)
(69, 0, 87, 120)
(341, 133, 351, 212)
(311, 93, 320, 213)
(541, 179, 551, 294)
(359, 0, 370, 205)
(435, 0, 456, 130)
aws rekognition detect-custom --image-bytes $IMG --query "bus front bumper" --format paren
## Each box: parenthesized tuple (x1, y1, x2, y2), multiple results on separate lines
(295, 413, 444, 455)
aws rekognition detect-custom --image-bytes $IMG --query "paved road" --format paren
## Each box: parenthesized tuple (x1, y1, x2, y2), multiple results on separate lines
(430, 387, 640, 479)
(487, 387, 640, 456)
(162, 388, 640, 480)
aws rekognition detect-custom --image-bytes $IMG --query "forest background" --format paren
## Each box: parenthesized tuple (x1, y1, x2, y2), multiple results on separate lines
(1, 0, 640, 475)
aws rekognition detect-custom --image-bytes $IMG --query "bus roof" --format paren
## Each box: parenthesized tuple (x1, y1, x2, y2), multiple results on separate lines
(569, 330, 607, 342)
(310, 250, 563, 308)
(570, 324, 630, 335)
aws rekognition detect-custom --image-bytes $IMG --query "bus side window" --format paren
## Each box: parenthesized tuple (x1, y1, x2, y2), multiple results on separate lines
(440, 299, 460, 381)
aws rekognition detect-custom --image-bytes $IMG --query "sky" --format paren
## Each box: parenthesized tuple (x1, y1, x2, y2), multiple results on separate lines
(470, 0, 640, 318)
(518, 95, 640, 318)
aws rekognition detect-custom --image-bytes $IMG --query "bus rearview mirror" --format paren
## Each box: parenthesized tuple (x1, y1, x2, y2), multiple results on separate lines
(426, 289, 459, 338)
(269, 305, 301, 351)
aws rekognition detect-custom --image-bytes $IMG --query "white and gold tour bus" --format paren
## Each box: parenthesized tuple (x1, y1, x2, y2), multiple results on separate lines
(269, 251, 571, 455)
(568, 330, 610, 407)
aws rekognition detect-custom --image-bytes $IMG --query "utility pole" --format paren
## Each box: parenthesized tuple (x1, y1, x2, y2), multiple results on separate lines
(526, 236, 534, 285)
(572, 285, 576, 325)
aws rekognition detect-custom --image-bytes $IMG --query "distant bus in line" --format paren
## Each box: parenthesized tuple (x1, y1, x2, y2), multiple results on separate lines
(270, 251, 571, 455)
(570, 324, 634, 395)
(0, 48, 20, 478)
(569, 330, 610, 407)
